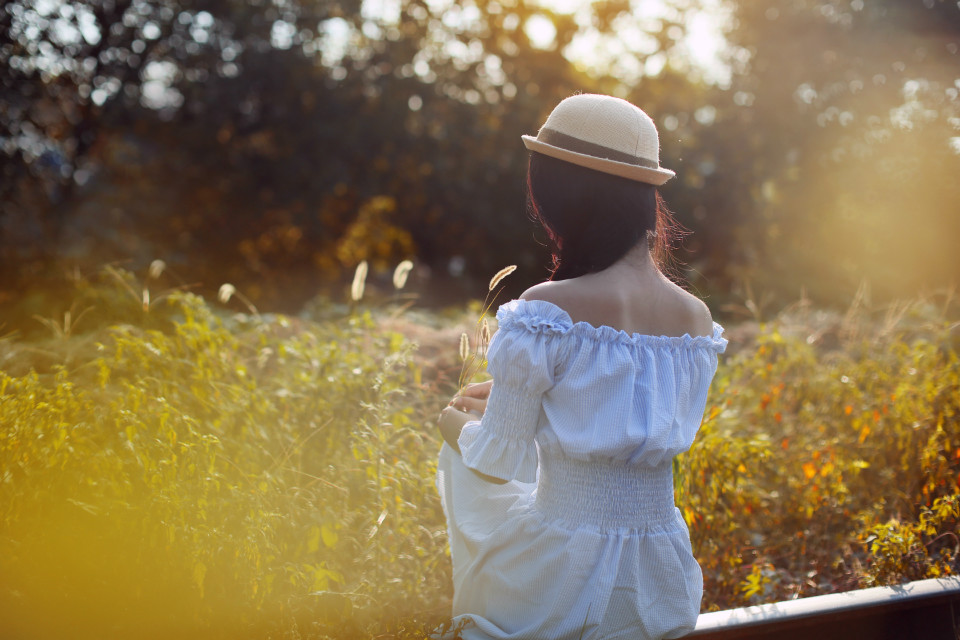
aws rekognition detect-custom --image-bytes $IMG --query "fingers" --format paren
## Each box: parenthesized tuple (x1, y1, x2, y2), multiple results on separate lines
(461, 379, 493, 399)
(446, 396, 485, 414)
(439, 405, 472, 419)
(446, 379, 492, 417)
(453, 396, 486, 414)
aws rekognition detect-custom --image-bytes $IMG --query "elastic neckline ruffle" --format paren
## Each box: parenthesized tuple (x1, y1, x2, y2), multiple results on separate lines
(496, 298, 728, 352)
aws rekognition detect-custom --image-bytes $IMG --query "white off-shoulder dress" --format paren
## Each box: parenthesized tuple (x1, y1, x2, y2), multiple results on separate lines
(436, 299, 727, 640)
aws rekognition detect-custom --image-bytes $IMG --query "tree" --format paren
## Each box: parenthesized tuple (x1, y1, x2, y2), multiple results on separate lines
(3, 0, 701, 308)
(709, 0, 960, 304)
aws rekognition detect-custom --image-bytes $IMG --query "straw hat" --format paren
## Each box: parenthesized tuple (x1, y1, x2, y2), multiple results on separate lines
(522, 94, 675, 186)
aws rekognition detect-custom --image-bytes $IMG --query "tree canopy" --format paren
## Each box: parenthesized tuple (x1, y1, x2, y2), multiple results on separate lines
(2, 0, 958, 312)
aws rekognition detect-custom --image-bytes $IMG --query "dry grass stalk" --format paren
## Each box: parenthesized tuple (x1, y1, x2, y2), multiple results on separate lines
(148, 259, 167, 280)
(459, 265, 517, 390)
(218, 283, 260, 317)
(393, 260, 414, 290)
(488, 265, 516, 291)
(351, 261, 369, 302)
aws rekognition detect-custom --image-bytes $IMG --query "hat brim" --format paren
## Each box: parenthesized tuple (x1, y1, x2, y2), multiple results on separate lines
(522, 135, 675, 186)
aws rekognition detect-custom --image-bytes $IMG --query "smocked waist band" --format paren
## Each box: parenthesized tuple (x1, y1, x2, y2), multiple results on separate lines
(535, 455, 676, 530)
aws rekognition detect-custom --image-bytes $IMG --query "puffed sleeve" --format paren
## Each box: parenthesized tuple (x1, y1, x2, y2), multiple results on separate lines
(457, 300, 570, 482)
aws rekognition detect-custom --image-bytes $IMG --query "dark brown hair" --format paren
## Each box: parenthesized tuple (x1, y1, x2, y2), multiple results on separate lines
(526, 152, 682, 281)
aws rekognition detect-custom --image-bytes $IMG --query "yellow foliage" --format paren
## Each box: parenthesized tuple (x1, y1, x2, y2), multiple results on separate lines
(0, 286, 448, 639)
(678, 294, 960, 608)
(3, 274, 959, 636)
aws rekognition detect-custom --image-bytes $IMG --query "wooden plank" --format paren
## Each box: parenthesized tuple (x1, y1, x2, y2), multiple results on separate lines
(688, 577, 960, 639)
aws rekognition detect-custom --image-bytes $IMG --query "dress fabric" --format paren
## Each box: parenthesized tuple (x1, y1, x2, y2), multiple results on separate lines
(436, 299, 727, 640)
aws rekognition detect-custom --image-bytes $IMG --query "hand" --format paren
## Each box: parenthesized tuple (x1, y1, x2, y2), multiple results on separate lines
(449, 379, 492, 416)
(437, 406, 473, 453)
(436, 404, 508, 485)
(462, 379, 493, 399)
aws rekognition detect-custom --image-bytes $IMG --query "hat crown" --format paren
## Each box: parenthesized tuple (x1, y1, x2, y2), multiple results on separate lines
(540, 94, 661, 167)
(521, 93, 674, 185)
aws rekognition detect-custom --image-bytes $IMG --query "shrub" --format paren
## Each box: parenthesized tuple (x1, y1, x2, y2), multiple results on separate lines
(678, 295, 960, 608)
(3, 273, 959, 636)
(0, 283, 450, 639)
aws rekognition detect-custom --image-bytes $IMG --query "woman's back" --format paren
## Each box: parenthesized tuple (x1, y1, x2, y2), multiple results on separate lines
(519, 246, 714, 340)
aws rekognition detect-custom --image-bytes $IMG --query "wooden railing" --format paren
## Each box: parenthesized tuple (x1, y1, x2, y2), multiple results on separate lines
(688, 577, 960, 639)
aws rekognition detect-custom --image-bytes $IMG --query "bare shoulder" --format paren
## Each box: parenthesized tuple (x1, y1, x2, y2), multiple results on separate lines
(669, 281, 714, 337)
(519, 275, 714, 338)
(519, 280, 588, 316)
(520, 278, 596, 321)
(519, 280, 571, 304)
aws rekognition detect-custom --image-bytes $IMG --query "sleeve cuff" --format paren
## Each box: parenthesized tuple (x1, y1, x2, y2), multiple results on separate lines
(458, 421, 538, 483)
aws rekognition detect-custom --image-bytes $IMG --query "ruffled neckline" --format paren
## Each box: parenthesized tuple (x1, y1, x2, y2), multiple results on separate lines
(496, 298, 727, 352)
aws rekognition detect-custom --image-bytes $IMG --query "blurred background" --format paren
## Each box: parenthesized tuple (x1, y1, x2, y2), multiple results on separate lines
(2, 0, 959, 316)
(2, 4, 959, 637)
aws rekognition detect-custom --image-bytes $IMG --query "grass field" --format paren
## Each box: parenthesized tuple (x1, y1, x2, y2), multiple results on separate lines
(1, 269, 958, 638)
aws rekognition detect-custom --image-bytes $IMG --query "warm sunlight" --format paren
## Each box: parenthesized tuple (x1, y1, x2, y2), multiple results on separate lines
(354, 0, 733, 84)
(529, 0, 732, 83)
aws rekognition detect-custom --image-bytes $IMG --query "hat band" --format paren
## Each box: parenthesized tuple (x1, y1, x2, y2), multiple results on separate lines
(538, 127, 659, 170)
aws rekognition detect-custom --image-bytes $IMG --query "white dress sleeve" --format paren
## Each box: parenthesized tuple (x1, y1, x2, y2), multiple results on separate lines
(457, 301, 569, 482)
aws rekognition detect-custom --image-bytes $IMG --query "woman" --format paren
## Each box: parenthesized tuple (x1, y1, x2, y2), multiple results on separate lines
(436, 94, 726, 640)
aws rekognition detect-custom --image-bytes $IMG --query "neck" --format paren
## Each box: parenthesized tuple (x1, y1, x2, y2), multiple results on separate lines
(611, 241, 657, 275)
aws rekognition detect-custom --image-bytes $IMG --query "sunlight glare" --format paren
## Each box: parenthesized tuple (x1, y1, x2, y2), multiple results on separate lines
(361, 0, 402, 23)
(683, 3, 731, 84)
(539, 0, 584, 14)
(351, 0, 731, 84)
(538, 0, 731, 84)
(525, 14, 558, 49)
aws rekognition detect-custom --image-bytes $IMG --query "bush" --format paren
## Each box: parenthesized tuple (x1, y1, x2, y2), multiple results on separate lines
(2, 274, 959, 636)
(0, 279, 450, 639)
(678, 295, 960, 608)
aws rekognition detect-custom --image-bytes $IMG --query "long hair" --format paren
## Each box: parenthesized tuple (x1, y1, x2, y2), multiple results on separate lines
(526, 152, 682, 281)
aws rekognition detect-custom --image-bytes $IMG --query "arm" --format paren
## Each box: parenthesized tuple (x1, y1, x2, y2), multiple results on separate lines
(438, 406, 471, 453)
(437, 406, 509, 484)
(444, 311, 551, 485)
(440, 379, 493, 446)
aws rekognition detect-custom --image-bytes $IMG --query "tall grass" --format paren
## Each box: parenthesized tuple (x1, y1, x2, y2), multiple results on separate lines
(1, 271, 958, 636)
(679, 292, 960, 606)
(1, 272, 450, 639)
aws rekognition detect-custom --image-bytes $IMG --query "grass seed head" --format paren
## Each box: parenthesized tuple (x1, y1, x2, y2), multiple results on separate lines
(459, 332, 470, 362)
(351, 261, 369, 302)
(393, 260, 414, 290)
(488, 265, 517, 291)
(218, 283, 236, 304)
(148, 259, 167, 280)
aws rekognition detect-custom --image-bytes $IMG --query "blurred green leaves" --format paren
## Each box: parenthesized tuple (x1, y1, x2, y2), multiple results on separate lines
(0, 274, 448, 639)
